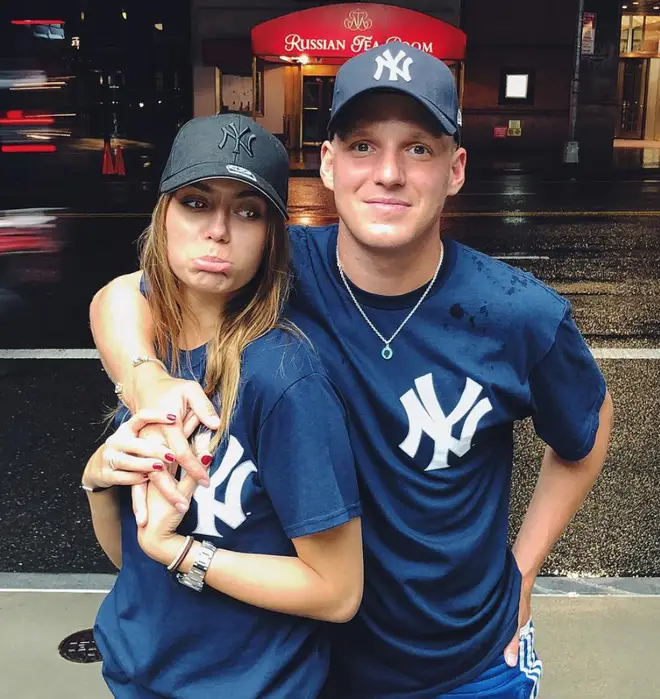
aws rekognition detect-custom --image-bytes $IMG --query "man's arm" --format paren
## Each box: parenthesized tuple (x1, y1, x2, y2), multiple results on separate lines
(512, 390, 613, 585)
(89, 272, 153, 391)
(503, 389, 613, 666)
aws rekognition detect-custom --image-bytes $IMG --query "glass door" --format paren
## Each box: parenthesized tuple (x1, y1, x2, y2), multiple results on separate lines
(617, 58, 649, 138)
(302, 76, 335, 146)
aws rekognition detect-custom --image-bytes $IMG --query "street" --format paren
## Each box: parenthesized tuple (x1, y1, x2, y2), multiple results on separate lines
(1, 173, 659, 698)
(1, 174, 659, 580)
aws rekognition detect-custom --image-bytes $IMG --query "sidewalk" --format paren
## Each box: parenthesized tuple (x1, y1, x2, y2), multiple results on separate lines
(2, 576, 659, 699)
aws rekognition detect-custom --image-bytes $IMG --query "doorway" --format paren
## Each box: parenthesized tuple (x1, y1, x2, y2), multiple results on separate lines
(617, 59, 649, 139)
(302, 76, 335, 146)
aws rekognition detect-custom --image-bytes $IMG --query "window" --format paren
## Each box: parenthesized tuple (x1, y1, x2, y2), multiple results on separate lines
(620, 13, 660, 56)
(499, 68, 535, 105)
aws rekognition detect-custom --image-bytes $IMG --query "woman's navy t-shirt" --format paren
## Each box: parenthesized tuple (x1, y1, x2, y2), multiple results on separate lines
(94, 329, 361, 698)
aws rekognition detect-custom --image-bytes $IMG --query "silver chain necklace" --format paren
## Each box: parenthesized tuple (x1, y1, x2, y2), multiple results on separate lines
(336, 242, 444, 360)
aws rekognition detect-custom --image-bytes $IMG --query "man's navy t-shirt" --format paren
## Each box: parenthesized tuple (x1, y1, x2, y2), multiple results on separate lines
(286, 224, 606, 698)
(94, 329, 361, 698)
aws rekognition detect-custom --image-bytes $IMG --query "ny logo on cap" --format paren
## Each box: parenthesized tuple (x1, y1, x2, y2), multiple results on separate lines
(218, 123, 256, 157)
(373, 48, 413, 83)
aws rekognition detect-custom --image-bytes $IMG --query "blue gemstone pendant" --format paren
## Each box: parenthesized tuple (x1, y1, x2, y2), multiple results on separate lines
(381, 345, 393, 360)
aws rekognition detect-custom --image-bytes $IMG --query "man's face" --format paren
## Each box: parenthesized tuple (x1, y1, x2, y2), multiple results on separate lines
(320, 92, 466, 252)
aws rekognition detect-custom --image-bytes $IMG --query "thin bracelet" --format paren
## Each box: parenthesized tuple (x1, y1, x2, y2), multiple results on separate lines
(80, 483, 114, 493)
(167, 536, 194, 572)
(131, 356, 169, 372)
(114, 357, 169, 400)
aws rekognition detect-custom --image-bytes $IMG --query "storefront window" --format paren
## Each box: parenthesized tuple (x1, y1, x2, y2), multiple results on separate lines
(644, 17, 660, 54)
(621, 15, 631, 54)
(620, 13, 660, 56)
(631, 15, 645, 52)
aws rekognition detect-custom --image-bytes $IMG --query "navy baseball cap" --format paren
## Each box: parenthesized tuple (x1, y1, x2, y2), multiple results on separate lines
(328, 42, 461, 141)
(159, 114, 289, 219)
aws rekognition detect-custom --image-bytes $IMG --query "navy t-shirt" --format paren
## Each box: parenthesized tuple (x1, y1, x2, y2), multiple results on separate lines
(94, 329, 361, 698)
(286, 224, 606, 698)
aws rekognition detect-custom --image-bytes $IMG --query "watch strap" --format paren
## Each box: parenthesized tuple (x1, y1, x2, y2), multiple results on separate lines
(176, 540, 217, 592)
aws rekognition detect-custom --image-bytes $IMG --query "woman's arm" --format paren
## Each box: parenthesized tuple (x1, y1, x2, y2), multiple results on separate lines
(83, 447, 123, 568)
(144, 518, 363, 623)
(82, 411, 191, 567)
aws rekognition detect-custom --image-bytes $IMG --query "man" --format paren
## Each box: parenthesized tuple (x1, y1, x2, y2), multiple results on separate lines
(90, 43, 612, 698)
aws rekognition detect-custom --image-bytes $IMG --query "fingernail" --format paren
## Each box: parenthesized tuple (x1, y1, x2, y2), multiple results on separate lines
(176, 502, 188, 514)
(505, 651, 517, 667)
(164, 453, 176, 462)
(201, 455, 212, 466)
(167, 414, 177, 422)
(152, 463, 163, 471)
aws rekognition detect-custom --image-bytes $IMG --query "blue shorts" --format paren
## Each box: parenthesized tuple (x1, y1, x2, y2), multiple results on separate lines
(440, 619, 543, 699)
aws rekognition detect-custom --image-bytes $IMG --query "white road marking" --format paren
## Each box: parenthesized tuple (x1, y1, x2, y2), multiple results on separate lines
(591, 348, 660, 359)
(0, 588, 110, 594)
(495, 255, 550, 260)
(2, 348, 660, 360)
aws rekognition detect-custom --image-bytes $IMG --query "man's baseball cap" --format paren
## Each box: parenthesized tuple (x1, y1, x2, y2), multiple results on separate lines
(328, 42, 461, 141)
(159, 114, 289, 219)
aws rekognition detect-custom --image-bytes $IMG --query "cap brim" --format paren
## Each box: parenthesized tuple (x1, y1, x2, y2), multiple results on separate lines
(159, 162, 288, 220)
(328, 87, 459, 140)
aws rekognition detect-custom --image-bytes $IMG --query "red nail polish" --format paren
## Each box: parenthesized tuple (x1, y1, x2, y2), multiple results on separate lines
(167, 414, 177, 422)
(152, 463, 163, 471)
(201, 455, 212, 466)
(164, 453, 175, 462)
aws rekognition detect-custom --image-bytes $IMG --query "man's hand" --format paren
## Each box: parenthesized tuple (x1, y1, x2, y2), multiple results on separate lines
(503, 576, 533, 667)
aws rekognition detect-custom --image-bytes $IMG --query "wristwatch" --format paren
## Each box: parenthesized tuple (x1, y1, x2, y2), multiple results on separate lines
(176, 540, 217, 592)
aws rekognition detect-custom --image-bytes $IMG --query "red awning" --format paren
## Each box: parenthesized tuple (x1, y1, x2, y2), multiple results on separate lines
(251, 3, 466, 65)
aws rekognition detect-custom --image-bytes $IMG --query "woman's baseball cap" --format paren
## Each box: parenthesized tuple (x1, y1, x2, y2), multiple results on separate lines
(159, 114, 289, 219)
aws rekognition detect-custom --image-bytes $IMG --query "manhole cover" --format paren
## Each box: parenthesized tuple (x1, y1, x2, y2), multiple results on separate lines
(58, 628, 102, 663)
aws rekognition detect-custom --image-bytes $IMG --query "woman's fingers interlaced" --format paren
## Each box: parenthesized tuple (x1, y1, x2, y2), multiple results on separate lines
(106, 434, 175, 469)
(103, 448, 166, 474)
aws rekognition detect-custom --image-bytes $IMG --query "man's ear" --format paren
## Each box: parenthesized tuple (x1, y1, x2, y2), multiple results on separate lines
(447, 146, 467, 197)
(320, 140, 335, 192)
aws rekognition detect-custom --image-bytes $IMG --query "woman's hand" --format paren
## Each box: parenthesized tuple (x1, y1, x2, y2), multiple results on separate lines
(82, 410, 180, 491)
(137, 471, 200, 566)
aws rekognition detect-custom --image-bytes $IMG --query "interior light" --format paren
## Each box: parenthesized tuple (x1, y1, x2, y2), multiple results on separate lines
(122, 10, 127, 20)
(154, 23, 163, 31)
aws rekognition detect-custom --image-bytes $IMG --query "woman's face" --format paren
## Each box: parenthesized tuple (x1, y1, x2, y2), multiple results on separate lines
(165, 178, 270, 299)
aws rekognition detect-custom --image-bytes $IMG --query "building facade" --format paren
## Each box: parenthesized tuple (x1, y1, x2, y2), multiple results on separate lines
(193, 0, 624, 169)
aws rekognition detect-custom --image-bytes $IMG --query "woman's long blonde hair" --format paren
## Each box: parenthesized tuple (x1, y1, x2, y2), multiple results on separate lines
(138, 192, 292, 451)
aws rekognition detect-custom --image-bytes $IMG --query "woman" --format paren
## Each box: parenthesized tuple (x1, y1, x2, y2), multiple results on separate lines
(81, 114, 363, 698)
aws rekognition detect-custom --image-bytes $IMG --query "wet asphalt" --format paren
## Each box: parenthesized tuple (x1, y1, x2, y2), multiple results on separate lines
(0, 175, 659, 575)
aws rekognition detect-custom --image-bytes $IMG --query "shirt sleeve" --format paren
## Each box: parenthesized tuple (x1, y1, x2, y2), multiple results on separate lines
(528, 307, 607, 461)
(257, 373, 361, 539)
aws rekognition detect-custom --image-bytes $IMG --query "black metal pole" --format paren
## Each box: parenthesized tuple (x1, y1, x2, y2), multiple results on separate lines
(564, 0, 585, 163)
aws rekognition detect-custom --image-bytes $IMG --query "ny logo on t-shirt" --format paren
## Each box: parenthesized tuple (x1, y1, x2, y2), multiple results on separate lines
(399, 373, 493, 471)
(191, 434, 257, 537)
